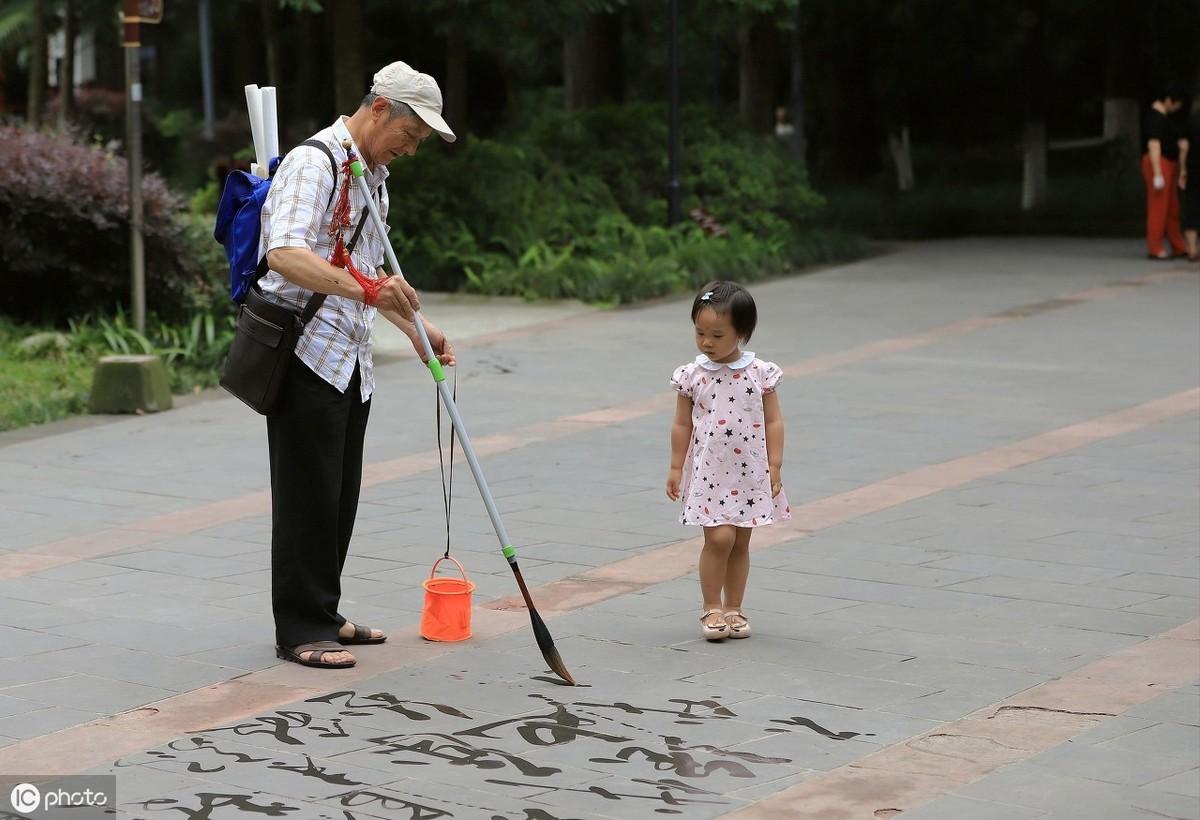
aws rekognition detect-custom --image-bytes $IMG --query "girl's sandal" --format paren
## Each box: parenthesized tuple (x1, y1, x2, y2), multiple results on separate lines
(700, 608, 729, 641)
(724, 610, 751, 639)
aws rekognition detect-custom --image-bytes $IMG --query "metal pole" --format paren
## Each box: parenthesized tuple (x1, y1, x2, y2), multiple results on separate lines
(199, 0, 215, 140)
(124, 30, 145, 333)
(351, 172, 514, 556)
(667, 0, 681, 226)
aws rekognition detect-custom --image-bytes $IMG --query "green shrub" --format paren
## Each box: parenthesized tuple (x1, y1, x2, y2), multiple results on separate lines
(456, 214, 858, 305)
(0, 126, 213, 324)
(383, 103, 844, 299)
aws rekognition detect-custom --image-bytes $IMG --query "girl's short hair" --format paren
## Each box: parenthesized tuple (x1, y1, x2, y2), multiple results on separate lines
(691, 280, 757, 341)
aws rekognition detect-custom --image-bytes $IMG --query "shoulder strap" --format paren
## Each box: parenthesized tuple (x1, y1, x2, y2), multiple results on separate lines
(294, 138, 339, 324)
(298, 183, 383, 326)
(251, 138, 340, 298)
(298, 139, 338, 211)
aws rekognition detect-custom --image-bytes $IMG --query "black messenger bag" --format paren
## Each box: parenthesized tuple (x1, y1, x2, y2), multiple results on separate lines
(219, 286, 323, 414)
(219, 172, 375, 415)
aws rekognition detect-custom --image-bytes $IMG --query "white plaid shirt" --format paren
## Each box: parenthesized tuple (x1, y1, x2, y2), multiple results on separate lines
(258, 117, 391, 402)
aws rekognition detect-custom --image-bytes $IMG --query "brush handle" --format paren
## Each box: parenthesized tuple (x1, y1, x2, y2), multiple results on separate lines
(347, 157, 518, 566)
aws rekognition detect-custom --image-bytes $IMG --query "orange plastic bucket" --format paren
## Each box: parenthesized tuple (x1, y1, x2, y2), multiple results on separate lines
(420, 556, 475, 642)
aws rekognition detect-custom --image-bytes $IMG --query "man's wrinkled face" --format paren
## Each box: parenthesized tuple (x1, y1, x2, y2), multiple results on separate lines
(368, 100, 432, 164)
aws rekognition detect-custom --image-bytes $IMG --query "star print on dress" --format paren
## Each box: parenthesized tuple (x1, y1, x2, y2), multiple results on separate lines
(670, 354, 789, 528)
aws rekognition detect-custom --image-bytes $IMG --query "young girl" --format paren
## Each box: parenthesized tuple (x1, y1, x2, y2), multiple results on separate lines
(666, 281, 790, 640)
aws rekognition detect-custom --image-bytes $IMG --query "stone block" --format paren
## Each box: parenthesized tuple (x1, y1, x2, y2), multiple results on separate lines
(88, 355, 172, 414)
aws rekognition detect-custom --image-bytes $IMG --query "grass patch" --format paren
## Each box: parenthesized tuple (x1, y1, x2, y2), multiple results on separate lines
(0, 311, 235, 433)
(0, 320, 94, 431)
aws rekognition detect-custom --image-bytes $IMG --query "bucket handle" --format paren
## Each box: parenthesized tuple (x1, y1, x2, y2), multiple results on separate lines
(429, 555, 470, 583)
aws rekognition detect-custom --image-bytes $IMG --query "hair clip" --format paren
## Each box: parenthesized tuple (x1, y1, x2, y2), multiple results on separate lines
(700, 291, 714, 301)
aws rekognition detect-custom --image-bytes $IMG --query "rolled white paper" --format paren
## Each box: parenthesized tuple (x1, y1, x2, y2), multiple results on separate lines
(261, 86, 279, 161)
(244, 84, 267, 179)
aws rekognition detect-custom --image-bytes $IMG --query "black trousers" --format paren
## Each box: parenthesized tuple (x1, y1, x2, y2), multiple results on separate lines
(267, 355, 371, 647)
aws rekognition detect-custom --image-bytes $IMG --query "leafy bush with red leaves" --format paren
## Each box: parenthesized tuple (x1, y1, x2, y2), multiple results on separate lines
(0, 126, 208, 323)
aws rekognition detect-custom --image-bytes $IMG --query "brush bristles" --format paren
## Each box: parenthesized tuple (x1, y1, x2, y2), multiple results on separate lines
(544, 648, 576, 685)
(529, 607, 575, 685)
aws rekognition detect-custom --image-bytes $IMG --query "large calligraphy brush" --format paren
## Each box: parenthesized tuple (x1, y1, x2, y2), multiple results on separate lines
(340, 140, 575, 685)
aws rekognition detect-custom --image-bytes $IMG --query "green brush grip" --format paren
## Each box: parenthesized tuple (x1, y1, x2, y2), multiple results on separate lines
(502, 545, 516, 560)
(427, 359, 446, 382)
(349, 159, 365, 177)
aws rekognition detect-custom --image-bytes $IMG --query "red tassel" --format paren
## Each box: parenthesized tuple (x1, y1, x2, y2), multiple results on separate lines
(327, 154, 384, 306)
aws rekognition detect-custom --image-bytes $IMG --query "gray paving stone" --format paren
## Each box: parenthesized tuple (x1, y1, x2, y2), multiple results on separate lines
(1123, 595, 1200, 619)
(76, 569, 261, 601)
(954, 763, 1200, 818)
(686, 658, 936, 711)
(1100, 721, 1200, 762)
(972, 598, 1182, 637)
(0, 695, 37, 719)
(1145, 768, 1200, 799)
(942, 575, 1161, 609)
(3, 674, 175, 715)
(0, 595, 89, 629)
(923, 553, 1129, 585)
(1030, 740, 1197, 787)
(848, 628, 1095, 676)
(1123, 689, 1200, 727)
(692, 633, 911, 677)
(47, 615, 268, 657)
(900, 794, 1049, 819)
(0, 704, 102, 739)
(0, 624, 87, 659)
(883, 688, 1005, 722)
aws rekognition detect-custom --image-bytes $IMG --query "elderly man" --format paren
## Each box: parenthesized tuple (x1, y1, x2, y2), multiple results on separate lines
(259, 62, 456, 669)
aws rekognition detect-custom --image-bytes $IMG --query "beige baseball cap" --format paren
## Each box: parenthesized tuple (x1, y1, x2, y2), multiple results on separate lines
(370, 61, 457, 143)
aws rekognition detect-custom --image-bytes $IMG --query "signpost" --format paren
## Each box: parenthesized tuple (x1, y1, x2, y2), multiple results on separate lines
(667, 0, 681, 226)
(121, 0, 161, 334)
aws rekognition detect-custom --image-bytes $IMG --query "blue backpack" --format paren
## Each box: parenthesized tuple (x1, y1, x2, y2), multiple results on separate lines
(213, 139, 337, 303)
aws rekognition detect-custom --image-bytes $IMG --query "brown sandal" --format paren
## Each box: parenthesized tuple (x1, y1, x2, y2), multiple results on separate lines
(276, 641, 356, 668)
(338, 623, 387, 645)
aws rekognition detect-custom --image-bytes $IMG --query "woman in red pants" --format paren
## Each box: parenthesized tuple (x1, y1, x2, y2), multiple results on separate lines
(1142, 90, 1187, 259)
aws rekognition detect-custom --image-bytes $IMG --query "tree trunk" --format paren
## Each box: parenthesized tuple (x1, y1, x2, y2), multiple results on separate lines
(260, 0, 282, 90)
(27, 0, 47, 127)
(1102, 0, 1139, 164)
(738, 14, 776, 134)
(331, 0, 365, 114)
(57, 0, 76, 128)
(889, 126, 915, 192)
(292, 8, 321, 135)
(787, 1, 807, 166)
(1020, 0, 1048, 211)
(1021, 122, 1047, 210)
(563, 11, 623, 111)
(446, 26, 468, 134)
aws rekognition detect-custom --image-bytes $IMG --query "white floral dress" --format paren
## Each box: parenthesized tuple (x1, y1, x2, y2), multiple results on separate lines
(671, 352, 791, 527)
